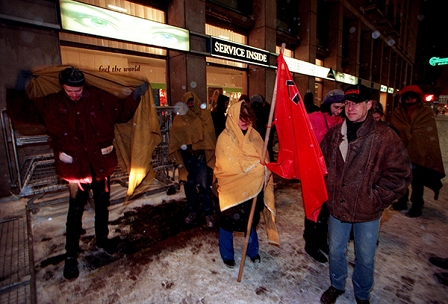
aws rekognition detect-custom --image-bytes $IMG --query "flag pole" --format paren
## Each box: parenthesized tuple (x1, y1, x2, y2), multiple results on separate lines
(261, 43, 285, 164)
(237, 43, 285, 283)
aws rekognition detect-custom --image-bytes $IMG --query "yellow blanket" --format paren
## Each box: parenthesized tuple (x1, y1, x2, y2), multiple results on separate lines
(25, 65, 162, 198)
(214, 101, 279, 245)
(168, 92, 216, 180)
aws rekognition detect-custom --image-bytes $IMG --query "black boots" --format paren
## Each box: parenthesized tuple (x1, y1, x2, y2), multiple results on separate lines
(430, 256, 448, 286)
(223, 259, 236, 269)
(391, 200, 407, 210)
(430, 256, 448, 269)
(406, 207, 422, 218)
(96, 237, 118, 255)
(304, 205, 329, 263)
(434, 272, 448, 286)
(63, 256, 79, 280)
(305, 245, 328, 263)
(320, 286, 344, 304)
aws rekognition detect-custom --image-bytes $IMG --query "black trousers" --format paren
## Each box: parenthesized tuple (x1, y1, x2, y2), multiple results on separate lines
(65, 178, 110, 258)
(397, 167, 425, 210)
(303, 204, 329, 250)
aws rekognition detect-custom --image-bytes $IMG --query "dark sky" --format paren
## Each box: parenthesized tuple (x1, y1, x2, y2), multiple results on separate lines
(418, 0, 448, 58)
(414, 0, 448, 93)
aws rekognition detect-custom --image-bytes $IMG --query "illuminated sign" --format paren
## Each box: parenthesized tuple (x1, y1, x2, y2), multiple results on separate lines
(283, 57, 333, 80)
(283, 57, 358, 84)
(424, 94, 435, 102)
(208, 37, 270, 67)
(334, 71, 357, 85)
(60, 0, 190, 52)
(380, 85, 387, 92)
(388, 87, 394, 94)
(429, 57, 448, 66)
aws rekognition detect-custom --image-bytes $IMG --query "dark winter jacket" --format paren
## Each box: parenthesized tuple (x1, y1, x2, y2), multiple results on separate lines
(390, 86, 445, 177)
(31, 86, 139, 181)
(320, 114, 412, 223)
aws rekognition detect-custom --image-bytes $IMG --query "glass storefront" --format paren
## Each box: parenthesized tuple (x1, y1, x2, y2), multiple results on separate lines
(60, 45, 167, 105)
(206, 65, 246, 109)
(59, 0, 169, 105)
(205, 24, 248, 110)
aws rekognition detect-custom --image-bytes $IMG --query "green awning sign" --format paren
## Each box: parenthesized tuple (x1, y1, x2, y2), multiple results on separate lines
(429, 57, 448, 66)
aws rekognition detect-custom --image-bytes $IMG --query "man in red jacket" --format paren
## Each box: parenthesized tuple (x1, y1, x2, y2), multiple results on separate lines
(30, 67, 148, 280)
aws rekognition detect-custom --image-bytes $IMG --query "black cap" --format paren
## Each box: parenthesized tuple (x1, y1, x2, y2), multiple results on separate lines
(59, 67, 85, 87)
(343, 84, 371, 103)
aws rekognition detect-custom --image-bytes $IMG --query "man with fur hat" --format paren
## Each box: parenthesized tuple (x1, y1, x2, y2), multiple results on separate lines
(22, 67, 149, 280)
(320, 84, 412, 304)
(390, 85, 445, 217)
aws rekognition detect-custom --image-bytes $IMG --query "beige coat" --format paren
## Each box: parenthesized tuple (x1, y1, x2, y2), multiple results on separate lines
(214, 101, 279, 245)
(168, 92, 216, 180)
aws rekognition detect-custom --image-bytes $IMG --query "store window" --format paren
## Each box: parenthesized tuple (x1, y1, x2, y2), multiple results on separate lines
(205, 24, 248, 109)
(59, 0, 169, 105)
(61, 46, 168, 105)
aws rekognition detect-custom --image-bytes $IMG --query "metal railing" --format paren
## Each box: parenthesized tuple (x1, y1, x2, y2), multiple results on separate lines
(1, 107, 178, 198)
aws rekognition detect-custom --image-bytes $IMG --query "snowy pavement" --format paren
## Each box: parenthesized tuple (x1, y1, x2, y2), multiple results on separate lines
(1, 116, 448, 304)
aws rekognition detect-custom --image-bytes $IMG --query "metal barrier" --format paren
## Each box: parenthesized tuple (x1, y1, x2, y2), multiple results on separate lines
(1, 107, 178, 197)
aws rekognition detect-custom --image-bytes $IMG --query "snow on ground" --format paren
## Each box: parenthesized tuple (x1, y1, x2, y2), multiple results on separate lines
(2, 116, 448, 304)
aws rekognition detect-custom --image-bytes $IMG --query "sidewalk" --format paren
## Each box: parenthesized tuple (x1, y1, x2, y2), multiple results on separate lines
(1, 117, 448, 304)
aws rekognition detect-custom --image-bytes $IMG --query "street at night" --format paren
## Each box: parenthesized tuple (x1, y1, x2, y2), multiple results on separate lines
(1, 117, 447, 304)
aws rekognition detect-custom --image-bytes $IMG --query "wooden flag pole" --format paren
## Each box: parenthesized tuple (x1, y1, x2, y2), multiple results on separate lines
(237, 43, 285, 282)
(236, 195, 258, 282)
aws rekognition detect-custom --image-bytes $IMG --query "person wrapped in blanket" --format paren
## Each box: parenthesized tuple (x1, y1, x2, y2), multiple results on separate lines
(15, 67, 148, 280)
(390, 85, 445, 217)
(169, 92, 217, 228)
(214, 100, 278, 268)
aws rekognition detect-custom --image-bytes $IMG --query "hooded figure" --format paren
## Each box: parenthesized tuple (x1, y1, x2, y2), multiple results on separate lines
(214, 101, 278, 268)
(390, 85, 445, 217)
(169, 92, 217, 227)
(304, 91, 320, 113)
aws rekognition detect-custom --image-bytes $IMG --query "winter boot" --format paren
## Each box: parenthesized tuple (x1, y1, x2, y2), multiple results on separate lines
(63, 256, 79, 280)
(320, 286, 344, 304)
(430, 256, 448, 270)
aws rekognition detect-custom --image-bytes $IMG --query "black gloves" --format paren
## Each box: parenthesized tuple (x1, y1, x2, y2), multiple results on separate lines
(133, 82, 149, 100)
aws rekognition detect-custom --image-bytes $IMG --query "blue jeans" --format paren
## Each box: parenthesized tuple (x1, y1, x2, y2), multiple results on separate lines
(219, 227, 259, 261)
(328, 215, 380, 301)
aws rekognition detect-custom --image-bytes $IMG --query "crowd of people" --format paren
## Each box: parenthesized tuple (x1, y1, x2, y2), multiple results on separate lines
(12, 67, 447, 302)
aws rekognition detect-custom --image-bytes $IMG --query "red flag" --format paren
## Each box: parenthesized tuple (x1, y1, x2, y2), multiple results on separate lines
(266, 54, 328, 222)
